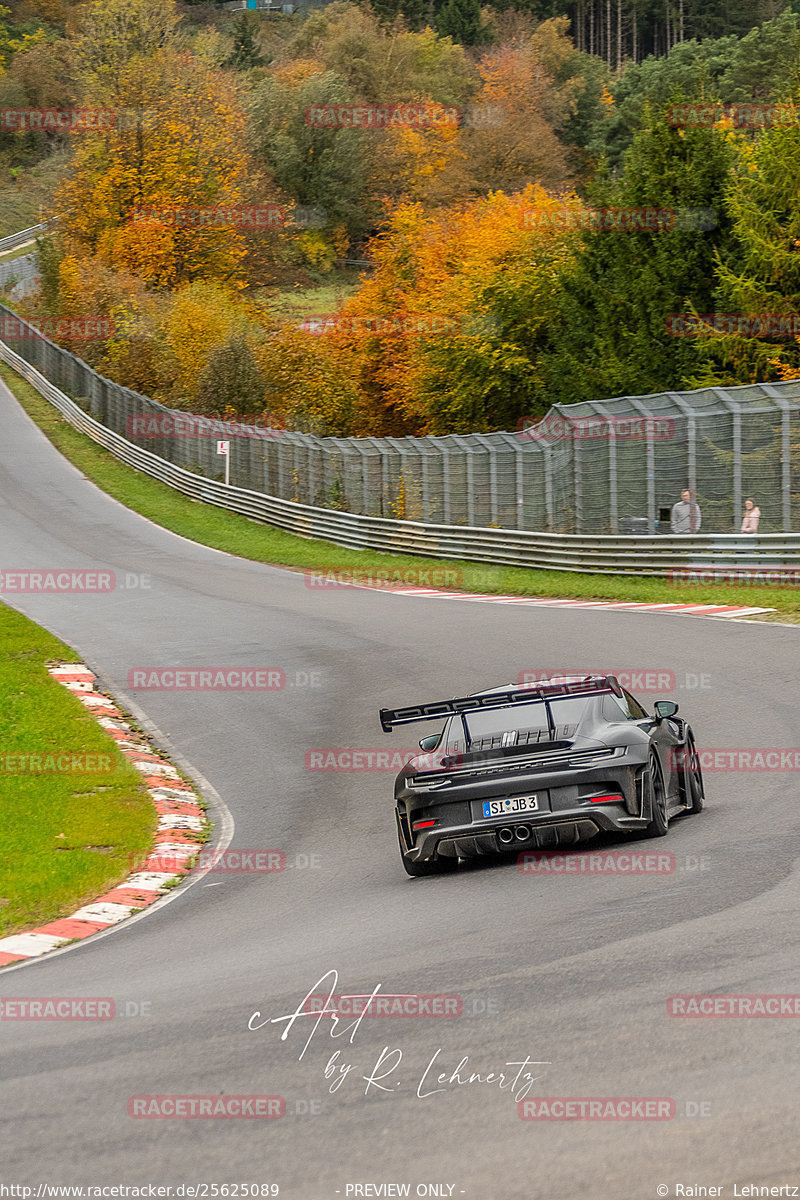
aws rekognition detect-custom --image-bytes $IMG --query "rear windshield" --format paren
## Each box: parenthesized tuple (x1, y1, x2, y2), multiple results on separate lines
(446, 696, 591, 750)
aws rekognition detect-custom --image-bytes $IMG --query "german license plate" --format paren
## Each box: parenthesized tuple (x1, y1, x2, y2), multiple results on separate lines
(482, 795, 539, 818)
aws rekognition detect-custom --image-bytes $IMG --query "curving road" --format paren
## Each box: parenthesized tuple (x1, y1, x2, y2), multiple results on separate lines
(2, 379, 800, 1199)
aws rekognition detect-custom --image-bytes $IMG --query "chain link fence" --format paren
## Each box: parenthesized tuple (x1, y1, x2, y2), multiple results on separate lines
(3, 296, 800, 534)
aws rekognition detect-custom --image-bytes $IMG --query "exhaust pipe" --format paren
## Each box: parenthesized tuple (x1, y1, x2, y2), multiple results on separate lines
(514, 825, 531, 841)
(498, 827, 515, 845)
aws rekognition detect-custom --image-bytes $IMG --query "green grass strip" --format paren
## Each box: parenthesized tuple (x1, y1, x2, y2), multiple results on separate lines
(2, 361, 799, 620)
(0, 603, 156, 937)
(0, 242, 36, 263)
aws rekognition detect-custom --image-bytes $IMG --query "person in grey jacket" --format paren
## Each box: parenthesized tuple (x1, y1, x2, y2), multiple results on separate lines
(671, 488, 702, 533)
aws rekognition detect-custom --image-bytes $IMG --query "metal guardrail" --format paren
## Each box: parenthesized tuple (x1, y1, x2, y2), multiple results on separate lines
(4, 337, 800, 577)
(0, 223, 47, 254)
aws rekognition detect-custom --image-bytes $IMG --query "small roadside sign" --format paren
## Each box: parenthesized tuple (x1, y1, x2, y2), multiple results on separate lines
(216, 439, 231, 485)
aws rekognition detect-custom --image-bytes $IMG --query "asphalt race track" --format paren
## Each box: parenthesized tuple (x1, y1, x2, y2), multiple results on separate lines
(2, 379, 800, 1200)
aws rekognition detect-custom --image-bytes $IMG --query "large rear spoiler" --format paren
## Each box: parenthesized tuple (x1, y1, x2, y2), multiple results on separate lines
(379, 676, 623, 733)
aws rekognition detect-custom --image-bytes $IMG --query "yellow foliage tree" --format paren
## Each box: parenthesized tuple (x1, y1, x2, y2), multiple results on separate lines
(163, 281, 259, 403)
(55, 49, 250, 289)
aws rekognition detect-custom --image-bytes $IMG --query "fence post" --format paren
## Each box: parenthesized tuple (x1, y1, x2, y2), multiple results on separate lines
(428, 438, 452, 525)
(668, 393, 696, 503)
(573, 433, 583, 534)
(584, 401, 618, 532)
(474, 434, 499, 525)
(715, 391, 741, 530)
(627, 397, 658, 531)
(762, 386, 793, 531)
(543, 442, 553, 531)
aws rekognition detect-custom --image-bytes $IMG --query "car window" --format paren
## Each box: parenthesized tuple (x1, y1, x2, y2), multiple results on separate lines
(445, 696, 591, 749)
(604, 691, 648, 721)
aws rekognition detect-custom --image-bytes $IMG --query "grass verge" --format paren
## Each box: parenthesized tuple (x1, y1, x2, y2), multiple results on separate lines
(0, 241, 36, 263)
(2, 362, 799, 620)
(0, 603, 156, 937)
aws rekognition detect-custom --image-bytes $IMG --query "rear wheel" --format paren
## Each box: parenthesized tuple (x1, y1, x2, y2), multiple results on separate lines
(397, 814, 458, 877)
(684, 734, 704, 813)
(642, 750, 669, 837)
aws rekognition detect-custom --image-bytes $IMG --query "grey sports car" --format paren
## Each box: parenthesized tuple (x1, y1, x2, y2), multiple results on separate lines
(380, 676, 704, 876)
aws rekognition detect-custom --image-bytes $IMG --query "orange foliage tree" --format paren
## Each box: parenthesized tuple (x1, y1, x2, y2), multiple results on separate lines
(55, 49, 251, 289)
(328, 184, 586, 434)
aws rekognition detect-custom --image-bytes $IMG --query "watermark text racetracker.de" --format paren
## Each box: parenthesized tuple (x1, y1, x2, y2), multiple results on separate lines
(667, 100, 800, 127)
(679, 748, 800, 772)
(518, 206, 716, 232)
(127, 668, 323, 691)
(519, 1097, 674, 1120)
(668, 994, 800, 1017)
(517, 850, 711, 875)
(125, 414, 284, 440)
(666, 312, 800, 338)
(517, 413, 675, 442)
(0, 753, 113, 775)
(517, 668, 711, 692)
(669, 568, 800, 588)
(0, 107, 155, 132)
(304, 748, 448, 772)
(304, 567, 498, 590)
(138, 847, 322, 873)
(128, 1096, 284, 1119)
(0, 997, 154, 1019)
(0, 316, 114, 341)
(0, 571, 150, 593)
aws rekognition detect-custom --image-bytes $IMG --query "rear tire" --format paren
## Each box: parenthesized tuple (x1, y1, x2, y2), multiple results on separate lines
(397, 814, 458, 877)
(685, 734, 704, 813)
(642, 750, 669, 837)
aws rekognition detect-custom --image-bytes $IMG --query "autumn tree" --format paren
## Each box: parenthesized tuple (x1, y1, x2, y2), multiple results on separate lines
(329, 185, 586, 434)
(55, 48, 251, 288)
(249, 66, 371, 242)
(194, 335, 266, 413)
(70, 0, 180, 102)
(288, 4, 473, 108)
(162, 281, 262, 404)
(253, 327, 365, 436)
(459, 19, 587, 195)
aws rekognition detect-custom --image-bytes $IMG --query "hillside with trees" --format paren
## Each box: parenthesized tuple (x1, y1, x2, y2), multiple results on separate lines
(1, 0, 800, 433)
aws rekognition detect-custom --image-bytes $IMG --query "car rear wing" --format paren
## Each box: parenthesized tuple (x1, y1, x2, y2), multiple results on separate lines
(379, 676, 623, 733)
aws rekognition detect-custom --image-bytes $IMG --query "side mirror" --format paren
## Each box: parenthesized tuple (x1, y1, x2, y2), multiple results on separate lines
(419, 733, 440, 751)
(654, 700, 679, 722)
